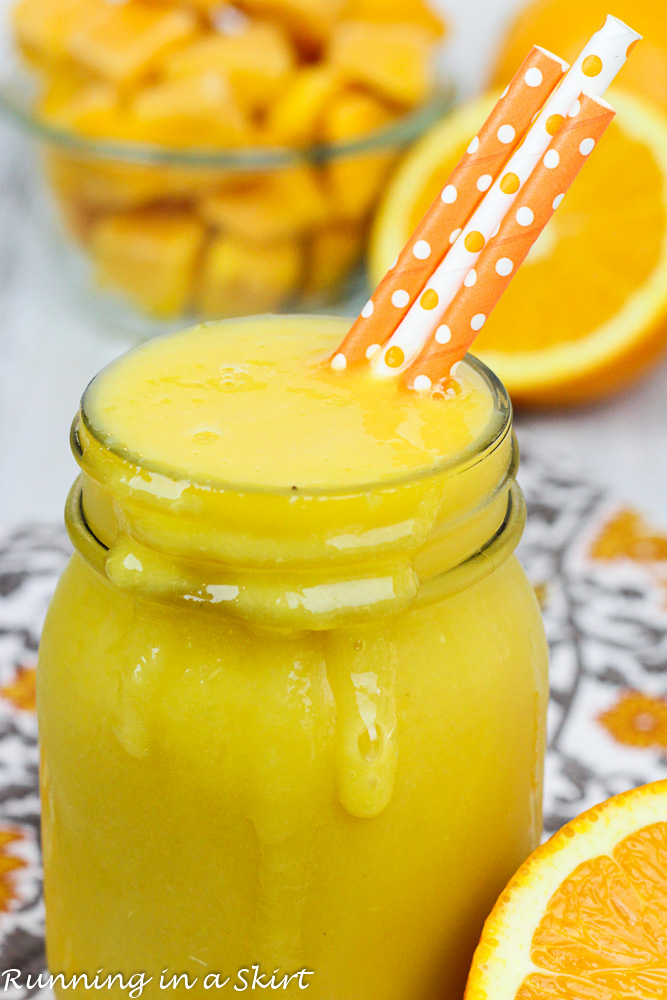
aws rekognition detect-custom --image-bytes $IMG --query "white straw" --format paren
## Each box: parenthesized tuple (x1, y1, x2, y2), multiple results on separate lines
(372, 14, 642, 377)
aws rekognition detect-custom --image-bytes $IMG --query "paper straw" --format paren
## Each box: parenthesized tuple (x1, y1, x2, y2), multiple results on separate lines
(371, 14, 641, 378)
(329, 46, 568, 371)
(403, 93, 616, 392)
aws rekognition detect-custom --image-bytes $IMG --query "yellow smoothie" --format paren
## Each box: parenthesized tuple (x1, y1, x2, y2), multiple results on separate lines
(38, 316, 548, 1000)
(82, 316, 494, 489)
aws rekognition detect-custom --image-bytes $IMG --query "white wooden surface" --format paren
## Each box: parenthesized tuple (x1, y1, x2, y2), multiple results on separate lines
(0, 0, 666, 530)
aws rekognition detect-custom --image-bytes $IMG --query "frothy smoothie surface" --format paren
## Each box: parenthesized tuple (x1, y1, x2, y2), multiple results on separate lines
(83, 316, 497, 490)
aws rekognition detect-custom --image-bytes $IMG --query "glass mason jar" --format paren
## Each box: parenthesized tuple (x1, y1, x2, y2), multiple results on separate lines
(38, 335, 548, 999)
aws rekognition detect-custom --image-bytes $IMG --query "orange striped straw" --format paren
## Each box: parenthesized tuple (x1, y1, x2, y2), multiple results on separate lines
(330, 45, 568, 371)
(403, 93, 616, 392)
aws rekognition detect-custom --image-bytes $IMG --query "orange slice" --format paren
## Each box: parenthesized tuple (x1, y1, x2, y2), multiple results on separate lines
(369, 88, 667, 405)
(491, 0, 667, 113)
(465, 780, 667, 999)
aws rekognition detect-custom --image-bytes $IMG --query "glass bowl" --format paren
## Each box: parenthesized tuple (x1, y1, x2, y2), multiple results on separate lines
(0, 66, 453, 337)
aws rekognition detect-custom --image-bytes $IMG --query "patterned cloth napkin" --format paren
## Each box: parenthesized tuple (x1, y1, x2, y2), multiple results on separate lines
(0, 440, 665, 988)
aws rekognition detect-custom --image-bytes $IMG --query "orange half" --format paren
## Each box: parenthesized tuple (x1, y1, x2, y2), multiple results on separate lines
(491, 0, 667, 113)
(465, 780, 667, 999)
(369, 88, 667, 405)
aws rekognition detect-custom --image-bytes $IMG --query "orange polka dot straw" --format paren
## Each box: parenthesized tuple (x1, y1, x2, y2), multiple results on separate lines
(328, 45, 567, 372)
(403, 93, 615, 392)
(371, 14, 641, 378)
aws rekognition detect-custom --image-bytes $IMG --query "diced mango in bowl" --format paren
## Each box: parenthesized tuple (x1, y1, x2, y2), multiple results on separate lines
(161, 21, 296, 115)
(67, 1, 199, 86)
(329, 21, 436, 107)
(344, 0, 445, 36)
(200, 166, 329, 243)
(263, 65, 340, 145)
(234, 0, 346, 54)
(198, 234, 303, 316)
(321, 89, 396, 220)
(13, 0, 106, 65)
(131, 70, 253, 146)
(302, 223, 363, 298)
(91, 209, 205, 318)
(12, 0, 446, 320)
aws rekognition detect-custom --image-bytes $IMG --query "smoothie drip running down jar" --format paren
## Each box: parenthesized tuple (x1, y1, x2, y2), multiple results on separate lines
(38, 316, 548, 999)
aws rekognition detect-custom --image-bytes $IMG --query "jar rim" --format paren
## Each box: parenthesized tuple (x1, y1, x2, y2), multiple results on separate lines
(65, 473, 526, 627)
(75, 314, 513, 501)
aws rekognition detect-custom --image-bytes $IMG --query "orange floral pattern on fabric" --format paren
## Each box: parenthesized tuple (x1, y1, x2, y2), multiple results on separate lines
(0, 829, 26, 914)
(599, 692, 667, 751)
(590, 509, 667, 563)
(1, 666, 36, 714)
(590, 508, 667, 608)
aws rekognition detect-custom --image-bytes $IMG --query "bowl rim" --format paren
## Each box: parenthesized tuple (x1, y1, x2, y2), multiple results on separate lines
(0, 65, 455, 169)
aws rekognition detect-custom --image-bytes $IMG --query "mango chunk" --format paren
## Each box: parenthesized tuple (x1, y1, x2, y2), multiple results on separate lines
(235, 0, 346, 53)
(38, 82, 140, 140)
(186, 0, 241, 13)
(329, 21, 435, 107)
(320, 88, 396, 219)
(322, 87, 394, 142)
(12, 0, 106, 65)
(68, 1, 198, 85)
(198, 235, 302, 316)
(46, 151, 160, 210)
(263, 66, 339, 145)
(90, 210, 205, 317)
(201, 166, 328, 242)
(342, 0, 445, 37)
(302, 223, 362, 298)
(325, 151, 394, 221)
(162, 21, 296, 115)
(132, 71, 252, 146)
(36, 64, 97, 116)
